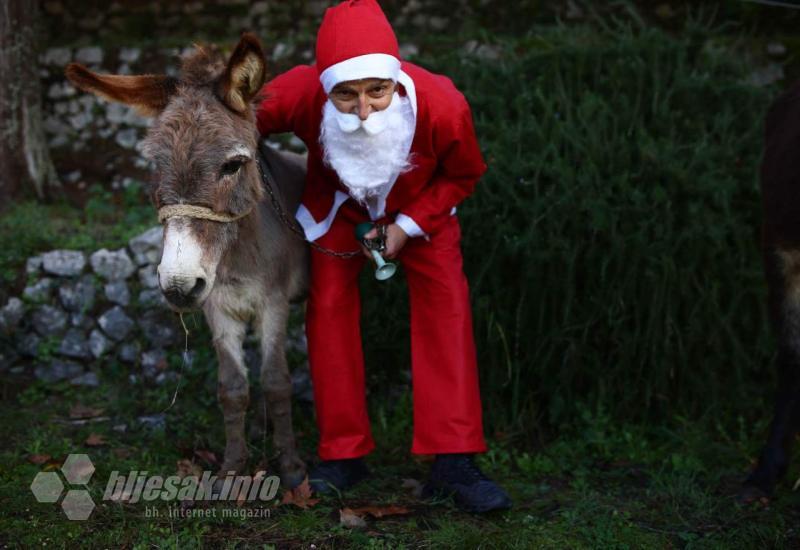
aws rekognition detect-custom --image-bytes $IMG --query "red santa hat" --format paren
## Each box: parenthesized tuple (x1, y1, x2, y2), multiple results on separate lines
(316, 0, 401, 94)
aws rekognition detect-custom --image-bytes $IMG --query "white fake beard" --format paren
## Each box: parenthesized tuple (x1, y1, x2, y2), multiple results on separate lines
(320, 92, 415, 203)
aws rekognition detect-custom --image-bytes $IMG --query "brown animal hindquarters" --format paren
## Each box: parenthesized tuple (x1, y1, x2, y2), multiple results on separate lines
(742, 81, 800, 502)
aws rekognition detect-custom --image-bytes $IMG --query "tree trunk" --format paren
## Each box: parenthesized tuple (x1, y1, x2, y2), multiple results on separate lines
(0, 0, 60, 205)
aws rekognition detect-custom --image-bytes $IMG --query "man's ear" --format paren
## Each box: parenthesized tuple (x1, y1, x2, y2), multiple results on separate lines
(64, 64, 178, 117)
(217, 32, 267, 114)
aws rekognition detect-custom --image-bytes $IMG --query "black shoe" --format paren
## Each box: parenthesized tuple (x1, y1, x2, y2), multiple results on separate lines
(308, 457, 370, 494)
(423, 453, 512, 513)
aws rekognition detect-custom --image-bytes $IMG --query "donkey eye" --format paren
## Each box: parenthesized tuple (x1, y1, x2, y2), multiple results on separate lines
(221, 159, 243, 177)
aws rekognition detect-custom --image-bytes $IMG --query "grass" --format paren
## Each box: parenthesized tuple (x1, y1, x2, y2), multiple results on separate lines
(360, 15, 781, 434)
(2, 364, 800, 548)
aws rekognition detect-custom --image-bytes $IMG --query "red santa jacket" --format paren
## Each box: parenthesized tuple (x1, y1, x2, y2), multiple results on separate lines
(255, 61, 487, 240)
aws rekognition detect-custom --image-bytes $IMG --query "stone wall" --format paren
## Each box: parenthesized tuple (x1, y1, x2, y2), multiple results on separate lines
(0, 227, 176, 385)
(42, 0, 315, 47)
(0, 226, 313, 405)
(39, 0, 463, 49)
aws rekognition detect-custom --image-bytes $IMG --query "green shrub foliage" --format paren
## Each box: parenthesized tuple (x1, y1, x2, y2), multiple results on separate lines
(362, 22, 778, 432)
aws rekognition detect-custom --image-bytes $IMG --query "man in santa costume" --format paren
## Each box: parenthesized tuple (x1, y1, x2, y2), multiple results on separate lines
(256, 0, 511, 513)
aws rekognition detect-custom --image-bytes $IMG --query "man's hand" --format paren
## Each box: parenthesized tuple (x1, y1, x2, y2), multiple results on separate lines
(360, 223, 409, 261)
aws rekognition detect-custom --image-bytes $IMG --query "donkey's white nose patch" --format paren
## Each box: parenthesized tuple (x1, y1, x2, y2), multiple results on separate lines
(158, 219, 207, 289)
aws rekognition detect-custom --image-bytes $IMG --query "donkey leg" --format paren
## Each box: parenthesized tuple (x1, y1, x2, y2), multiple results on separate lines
(249, 386, 268, 442)
(257, 295, 306, 487)
(206, 306, 250, 475)
(742, 248, 800, 501)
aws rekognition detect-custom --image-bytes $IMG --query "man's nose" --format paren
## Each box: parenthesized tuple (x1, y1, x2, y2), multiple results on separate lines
(356, 96, 372, 120)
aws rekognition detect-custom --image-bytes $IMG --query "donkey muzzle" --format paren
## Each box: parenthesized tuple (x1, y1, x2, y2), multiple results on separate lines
(157, 218, 215, 310)
(160, 273, 207, 310)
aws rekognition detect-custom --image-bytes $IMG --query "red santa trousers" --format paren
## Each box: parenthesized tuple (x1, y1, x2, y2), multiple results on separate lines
(305, 204, 487, 459)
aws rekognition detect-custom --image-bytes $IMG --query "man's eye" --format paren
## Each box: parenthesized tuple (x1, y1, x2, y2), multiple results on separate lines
(221, 160, 243, 177)
(370, 86, 392, 98)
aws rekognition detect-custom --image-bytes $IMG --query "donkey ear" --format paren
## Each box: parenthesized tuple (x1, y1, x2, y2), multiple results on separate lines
(218, 32, 267, 114)
(64, 63, 178, 117)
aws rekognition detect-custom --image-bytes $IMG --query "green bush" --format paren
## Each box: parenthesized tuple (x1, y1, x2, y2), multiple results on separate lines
(363, 20, 779, 433)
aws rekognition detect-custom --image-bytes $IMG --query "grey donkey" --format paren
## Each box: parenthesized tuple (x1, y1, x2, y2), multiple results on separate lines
(66, 33, 309, 487)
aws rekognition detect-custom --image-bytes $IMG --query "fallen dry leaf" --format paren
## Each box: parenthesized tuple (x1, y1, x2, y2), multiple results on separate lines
(85, 433, 106, 447)
(349, 505, 411, 518)
(112, 447, 133, 459)
(69, 403, 105, 419)
(338, 504, 412, 528)
(280, 477, 320, 509)
(176, 459, 203, 479)
(27, 454, 51, 465)
(339, 507, 367, 528)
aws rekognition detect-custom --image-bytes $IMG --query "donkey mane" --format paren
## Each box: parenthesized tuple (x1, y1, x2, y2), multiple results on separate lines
(178, 42, 266, 113)
(178, 44, 227, 87)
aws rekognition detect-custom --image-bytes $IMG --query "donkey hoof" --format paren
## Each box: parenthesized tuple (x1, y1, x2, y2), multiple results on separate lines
(279, 456, 307, 488)
(217, 460, 247, 476)
(281, 470, 307, 489)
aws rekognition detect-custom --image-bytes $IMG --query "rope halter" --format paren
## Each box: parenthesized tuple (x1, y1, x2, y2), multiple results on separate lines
(157, 204, 253, 224)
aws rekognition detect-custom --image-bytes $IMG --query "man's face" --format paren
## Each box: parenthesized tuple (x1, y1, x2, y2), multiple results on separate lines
(329, 78, 396, 121)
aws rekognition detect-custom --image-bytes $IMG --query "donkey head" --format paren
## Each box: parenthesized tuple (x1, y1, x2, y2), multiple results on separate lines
(66, 34, 268, 311)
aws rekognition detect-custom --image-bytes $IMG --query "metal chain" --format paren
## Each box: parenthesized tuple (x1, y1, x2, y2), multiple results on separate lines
(257, 153, 363, 259)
